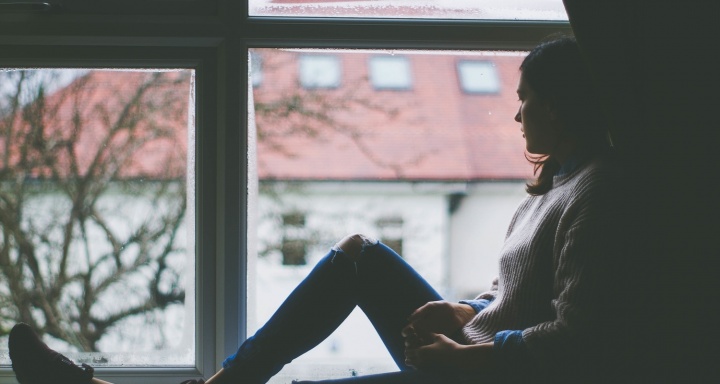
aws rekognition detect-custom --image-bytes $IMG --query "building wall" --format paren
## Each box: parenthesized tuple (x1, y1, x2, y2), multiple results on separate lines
(447, 182, 527, 301)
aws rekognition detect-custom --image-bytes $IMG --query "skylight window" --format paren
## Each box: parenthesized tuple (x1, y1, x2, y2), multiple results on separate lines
(251, 52, 263, 88)
(369, 56, 412, 90)
(457, 61, 501, 94)
(299, 55, 341, 89)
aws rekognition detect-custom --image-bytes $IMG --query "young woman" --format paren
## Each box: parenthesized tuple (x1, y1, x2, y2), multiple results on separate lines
(8, 36, 616, 384)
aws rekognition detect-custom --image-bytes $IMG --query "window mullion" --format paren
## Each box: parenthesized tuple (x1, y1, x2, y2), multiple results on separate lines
(240, 18, 571, 50)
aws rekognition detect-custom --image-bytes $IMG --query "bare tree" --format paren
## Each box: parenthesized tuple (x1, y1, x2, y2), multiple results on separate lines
(0, 69, 190, 352)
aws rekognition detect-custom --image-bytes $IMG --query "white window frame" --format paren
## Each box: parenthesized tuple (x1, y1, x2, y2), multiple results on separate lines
(0, 2, 570, 383)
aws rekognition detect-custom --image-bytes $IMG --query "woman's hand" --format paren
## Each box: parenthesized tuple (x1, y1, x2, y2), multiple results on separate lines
(404, 333, 459, 370)
(402, 301, 476, 339)
(405, 334, 495, 372)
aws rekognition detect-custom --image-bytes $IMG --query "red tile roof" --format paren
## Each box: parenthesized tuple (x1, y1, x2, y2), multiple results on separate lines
(3, 51, 533, 182)
(254, 50, 532, 181)
(1, 70, 190, 180)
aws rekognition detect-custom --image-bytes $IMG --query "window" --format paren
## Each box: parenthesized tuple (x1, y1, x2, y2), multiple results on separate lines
(0, 2, 570, 383)
(249, 48, 533, 381)
(369, 56, 412, 90)
(299, 55, 342, 89)
(457, 60, 501, 94)
(376, 217, 404, 255)
(251, 52, 263, 88)
(281, 212, 308, 265)
(0, 68, 195, 366)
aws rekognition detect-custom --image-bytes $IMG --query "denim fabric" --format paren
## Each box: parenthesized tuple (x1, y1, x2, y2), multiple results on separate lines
(291, 370, 464, 384)
(222, 242, 444, 384)
(493, 330, 529, 367)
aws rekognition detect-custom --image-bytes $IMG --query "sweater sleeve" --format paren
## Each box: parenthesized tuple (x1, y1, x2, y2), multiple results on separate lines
(494, 330, 530, 367)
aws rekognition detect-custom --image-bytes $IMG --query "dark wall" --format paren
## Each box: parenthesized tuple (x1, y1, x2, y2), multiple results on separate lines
(565, 1, 719, 382)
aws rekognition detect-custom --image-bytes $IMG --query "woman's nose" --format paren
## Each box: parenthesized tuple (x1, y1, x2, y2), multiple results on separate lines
(514, 109, 521, 123)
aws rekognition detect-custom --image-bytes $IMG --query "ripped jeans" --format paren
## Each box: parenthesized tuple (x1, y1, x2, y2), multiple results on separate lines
(222, 237, 462, 383)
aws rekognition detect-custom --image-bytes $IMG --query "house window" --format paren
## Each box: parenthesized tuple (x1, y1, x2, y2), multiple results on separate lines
(281, 212, 308, 265)
(457, 60, 501, 94)
(369, 56, 412, 90)
(299, 55, 342, 89)
(376, 217, 404, 255)
(0, 68, 196, 367)
(251, 52, 263, 88)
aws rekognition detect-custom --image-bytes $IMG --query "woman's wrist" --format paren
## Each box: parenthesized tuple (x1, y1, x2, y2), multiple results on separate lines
(451, 342, 496, 371)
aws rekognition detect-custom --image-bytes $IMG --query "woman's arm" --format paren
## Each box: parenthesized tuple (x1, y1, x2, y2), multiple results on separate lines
(522, 171, 617, 367)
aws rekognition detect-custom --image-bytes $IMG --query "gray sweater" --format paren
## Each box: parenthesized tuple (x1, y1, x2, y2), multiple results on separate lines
(460, 157, 613, 370)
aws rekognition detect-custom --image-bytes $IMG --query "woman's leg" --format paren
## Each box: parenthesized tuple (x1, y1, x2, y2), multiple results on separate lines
(218, 234, 443, 383)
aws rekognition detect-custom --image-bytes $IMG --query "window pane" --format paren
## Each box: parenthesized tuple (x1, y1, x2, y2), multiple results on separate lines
(247, 49, 530, 381)
(249, 0, 567, 20)
(0, 68, 195, 367)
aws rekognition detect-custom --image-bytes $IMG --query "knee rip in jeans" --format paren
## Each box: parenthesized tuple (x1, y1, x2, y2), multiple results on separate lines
(331, 234, 379, 269)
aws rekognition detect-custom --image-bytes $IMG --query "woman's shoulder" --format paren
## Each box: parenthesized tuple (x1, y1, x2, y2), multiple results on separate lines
(573, 153, 619, 183)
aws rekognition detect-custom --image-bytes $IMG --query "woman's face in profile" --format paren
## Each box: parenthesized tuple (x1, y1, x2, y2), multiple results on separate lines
(514, 75, 561, 155)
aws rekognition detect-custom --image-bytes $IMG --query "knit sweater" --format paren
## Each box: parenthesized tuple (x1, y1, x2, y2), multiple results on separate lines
(460, 157, 614, 371)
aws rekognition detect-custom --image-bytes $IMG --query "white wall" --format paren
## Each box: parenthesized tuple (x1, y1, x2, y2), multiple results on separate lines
(447, 182, 527, 301)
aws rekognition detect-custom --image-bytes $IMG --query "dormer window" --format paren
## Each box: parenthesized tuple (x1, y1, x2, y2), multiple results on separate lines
(457, 60, 501, 94)
(369, 56, 412, 90)
(300, 55, 341, 89)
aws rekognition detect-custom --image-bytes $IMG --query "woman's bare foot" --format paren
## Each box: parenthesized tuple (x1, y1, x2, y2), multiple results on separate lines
(204, 368, 235, 384)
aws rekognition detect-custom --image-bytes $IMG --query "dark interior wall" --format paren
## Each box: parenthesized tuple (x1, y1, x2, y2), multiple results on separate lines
(565, 1, 719, 381)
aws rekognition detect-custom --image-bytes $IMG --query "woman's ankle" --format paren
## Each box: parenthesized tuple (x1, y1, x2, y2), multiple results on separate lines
(204, 368, 233, 384)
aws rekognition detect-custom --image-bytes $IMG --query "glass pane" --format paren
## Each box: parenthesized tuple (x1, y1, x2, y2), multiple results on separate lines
(247, 48, 530, 381)
(0, 68, 195, 367)
(249, 0, 567, 20)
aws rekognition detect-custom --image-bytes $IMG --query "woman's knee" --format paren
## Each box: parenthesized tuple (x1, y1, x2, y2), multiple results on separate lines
(333, 233, 378, 260)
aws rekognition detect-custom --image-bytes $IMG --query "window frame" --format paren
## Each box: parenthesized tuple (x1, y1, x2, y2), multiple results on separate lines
(0, 0, 218, 16)
(0, 2, 571, 383)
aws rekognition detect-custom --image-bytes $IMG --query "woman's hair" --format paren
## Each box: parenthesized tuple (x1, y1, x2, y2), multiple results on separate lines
(520, 36, 609, 195)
